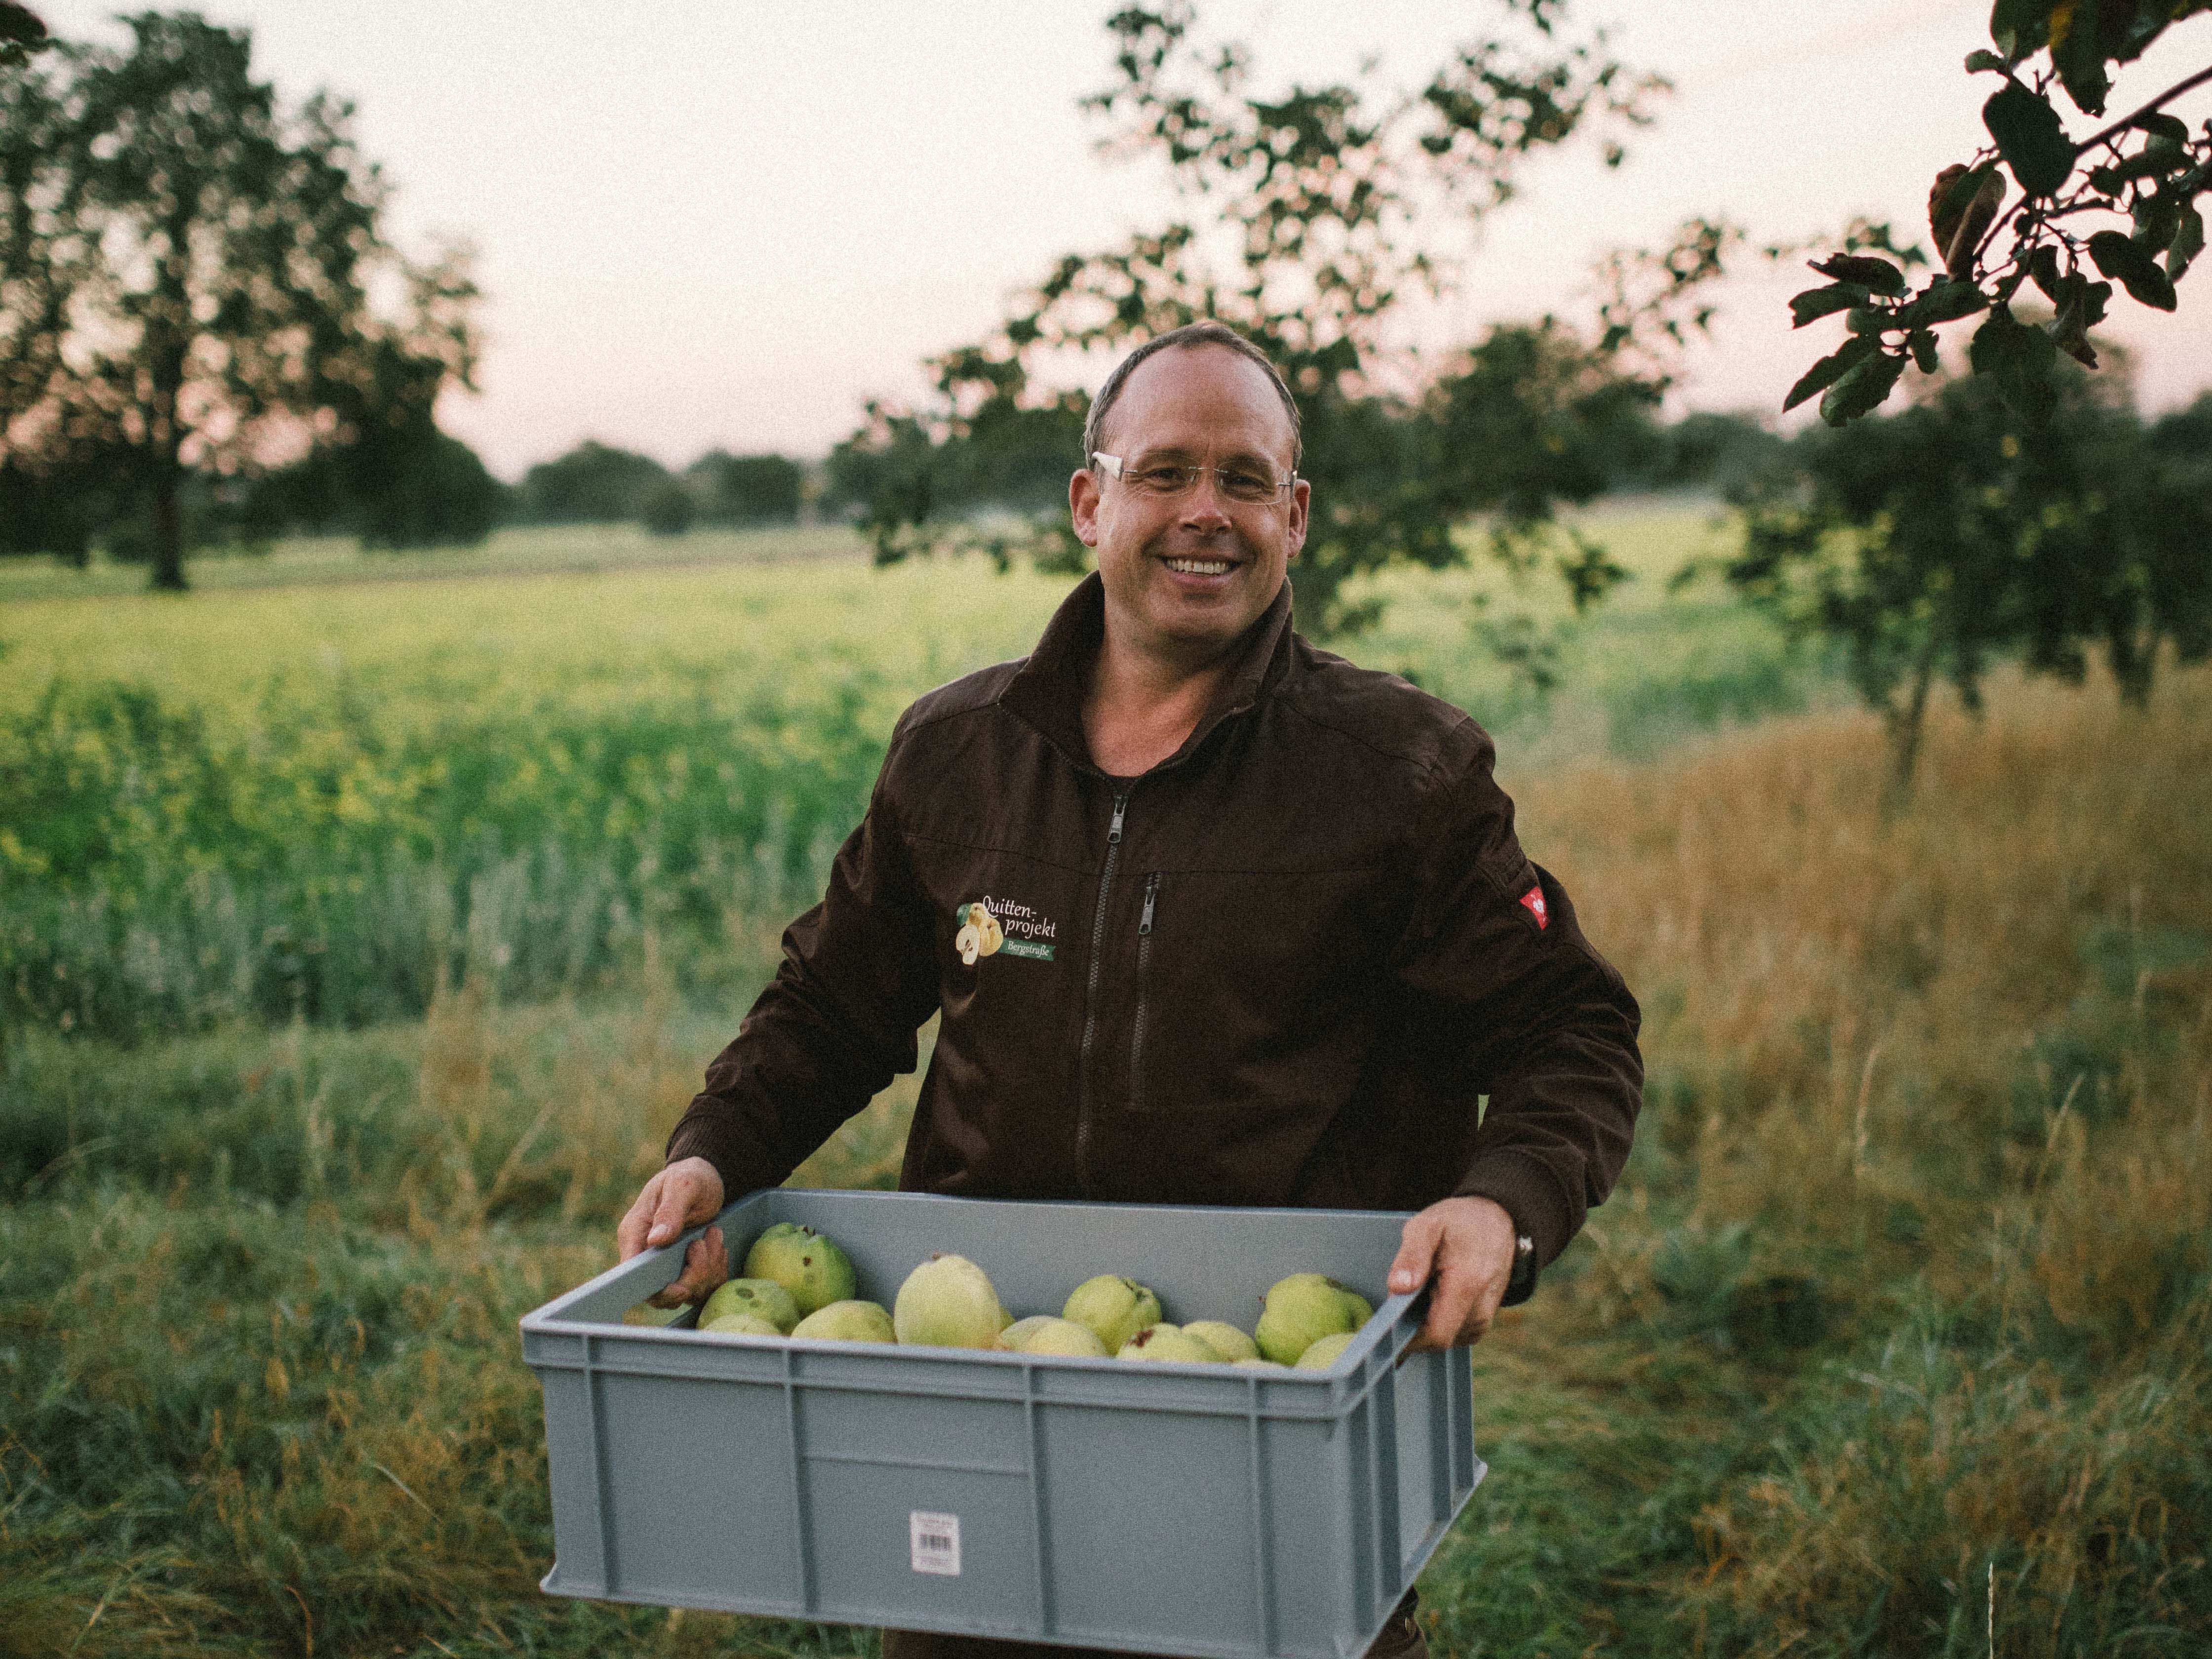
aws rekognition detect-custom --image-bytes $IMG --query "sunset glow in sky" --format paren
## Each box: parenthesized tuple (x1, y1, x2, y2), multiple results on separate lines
(38, 0, 2212, 477)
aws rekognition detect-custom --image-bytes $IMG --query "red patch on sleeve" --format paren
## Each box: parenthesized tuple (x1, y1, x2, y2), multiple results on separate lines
(1518, 885, 1548, 930)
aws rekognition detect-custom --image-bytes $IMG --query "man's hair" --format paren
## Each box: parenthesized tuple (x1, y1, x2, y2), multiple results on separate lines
(1082, 321, 1303, 472)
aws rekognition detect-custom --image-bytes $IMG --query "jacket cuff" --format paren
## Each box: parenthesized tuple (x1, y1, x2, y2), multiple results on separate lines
(665, 1107, 783, 1210)
(1454, 1150, 1574, 1303)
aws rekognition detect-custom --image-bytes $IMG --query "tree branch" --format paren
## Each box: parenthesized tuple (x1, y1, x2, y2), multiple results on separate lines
(2078, 62, 2212, 155)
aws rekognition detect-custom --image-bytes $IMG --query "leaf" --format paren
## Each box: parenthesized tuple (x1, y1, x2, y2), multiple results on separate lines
(1790, 282, 1870, 327)
(1964, 48, 2010, 72)
(1898, 277, 1992, 326)
(2141, 113, 2190, 154)
(2028, 242, 2062, 301)
(2050, 321, 2099, 368)
(2171, 205, 2205, 282)
(1969, 306, 2058, 418)
(2134, 191, 2182, 254)
(2044, 276, 2114, 347)
(1983, 81, 2075, 198)
(1818, 350, 1905, 426)
(1930, 164, 1970, 251)
(1, 8, 46, 54)
(2088, 228, 2178, 309)
(2048, 0, 2112, 115)
(1810, 253, 1907, 295)
(1847, 306, 1892, 335)
(1908, 329, 1941, 373)
(1987, 0, 2053, 58)
(1929, 163, 2007, 275)
(2047, 273, 2104, 366)
(2079, 278, 2112, 331)
(1783, 335, 1878, 412)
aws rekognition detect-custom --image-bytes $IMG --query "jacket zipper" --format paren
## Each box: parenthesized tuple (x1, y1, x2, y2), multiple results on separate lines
(1129, 873, 1160, 1115)
(1074, 792, 1128, 1196)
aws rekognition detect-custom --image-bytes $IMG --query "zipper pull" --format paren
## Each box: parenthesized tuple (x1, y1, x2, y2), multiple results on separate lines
(1139, 873, 1158, 935)
(1107, 794, 1127, 845)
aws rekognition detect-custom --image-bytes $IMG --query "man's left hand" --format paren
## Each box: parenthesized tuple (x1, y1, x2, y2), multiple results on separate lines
(1387, 1195, 1519, 1351)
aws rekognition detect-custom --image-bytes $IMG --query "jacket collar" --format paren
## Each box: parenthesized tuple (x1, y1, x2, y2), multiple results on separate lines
(998, 571, 1297, 775)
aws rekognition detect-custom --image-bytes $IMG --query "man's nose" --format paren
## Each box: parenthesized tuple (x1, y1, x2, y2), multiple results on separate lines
(1176, 470, 1233, 527)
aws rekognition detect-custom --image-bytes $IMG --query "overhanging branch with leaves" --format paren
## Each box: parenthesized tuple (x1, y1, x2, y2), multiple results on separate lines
(1789, 0, 2209, 425)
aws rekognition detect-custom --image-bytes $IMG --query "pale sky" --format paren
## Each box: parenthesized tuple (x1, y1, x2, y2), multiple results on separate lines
(37, 1, 2212, 477)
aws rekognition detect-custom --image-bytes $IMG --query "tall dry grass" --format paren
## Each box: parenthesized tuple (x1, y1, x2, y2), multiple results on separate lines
(1422, 661, 2212, 1657)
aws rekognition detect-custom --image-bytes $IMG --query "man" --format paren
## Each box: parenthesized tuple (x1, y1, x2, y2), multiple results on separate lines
(618, 322, 1642, 1659)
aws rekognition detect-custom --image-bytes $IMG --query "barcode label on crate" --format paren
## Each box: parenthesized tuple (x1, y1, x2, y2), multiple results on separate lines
(910, 1510, 961, 1576)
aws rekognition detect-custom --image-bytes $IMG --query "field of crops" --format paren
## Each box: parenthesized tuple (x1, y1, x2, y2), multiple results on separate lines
(0, 504, 1814, 1046)
(3, 510, 2207, 1658)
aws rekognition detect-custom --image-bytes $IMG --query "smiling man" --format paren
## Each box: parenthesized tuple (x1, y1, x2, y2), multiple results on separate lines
(1069, 328, 1311, 777)
(620, 321, 1643, 1659)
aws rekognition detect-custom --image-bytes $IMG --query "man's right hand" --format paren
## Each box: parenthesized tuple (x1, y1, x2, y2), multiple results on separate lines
(617, 1155, 728, 1308)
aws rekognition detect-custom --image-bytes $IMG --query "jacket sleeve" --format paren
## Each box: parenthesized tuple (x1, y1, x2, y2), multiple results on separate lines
(1388, 727, 1643, 1296)
(663, 738, 943, 1201)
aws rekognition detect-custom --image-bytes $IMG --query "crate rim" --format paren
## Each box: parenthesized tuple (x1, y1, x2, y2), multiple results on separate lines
(520, 1188, 1430, 1385)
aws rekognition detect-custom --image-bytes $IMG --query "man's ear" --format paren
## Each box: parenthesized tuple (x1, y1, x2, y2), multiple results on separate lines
(1068, 466, 1102, 546)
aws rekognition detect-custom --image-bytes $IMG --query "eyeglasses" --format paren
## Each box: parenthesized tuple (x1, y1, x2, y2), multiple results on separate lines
(1091, 451, 1298, 506)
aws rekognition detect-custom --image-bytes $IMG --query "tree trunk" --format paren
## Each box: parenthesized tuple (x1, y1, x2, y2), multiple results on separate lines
(1880, 629, 1940, 813)
(147, 296, 191, 592)
(148, 463, 188, 591)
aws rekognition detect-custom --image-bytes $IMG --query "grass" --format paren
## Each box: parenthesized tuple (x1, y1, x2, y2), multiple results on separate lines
(0, 500, 1820, 1046)
(1, 500, 1799, 756)
(1354, 493, 1839, 764)
(0, 521, 867, 604)
(1430, 661, 2212, 1658)
(4, 508, 2206, 1655)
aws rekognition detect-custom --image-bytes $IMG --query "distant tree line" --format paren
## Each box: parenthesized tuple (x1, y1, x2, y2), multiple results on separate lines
(0, 425, 850, 561)
(513, 442, 807, 535)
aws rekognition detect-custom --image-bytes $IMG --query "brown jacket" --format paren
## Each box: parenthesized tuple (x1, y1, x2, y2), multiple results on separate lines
(668, 574, 1642, 1292)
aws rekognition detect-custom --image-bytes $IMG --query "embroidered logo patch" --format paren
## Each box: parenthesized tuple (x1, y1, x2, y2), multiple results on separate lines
(955, 897, 1058, 964)
(1518, 885, 1549, 930)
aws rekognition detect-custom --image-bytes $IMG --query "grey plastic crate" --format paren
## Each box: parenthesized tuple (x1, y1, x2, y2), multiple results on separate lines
(521, 1189, 1484, 1659)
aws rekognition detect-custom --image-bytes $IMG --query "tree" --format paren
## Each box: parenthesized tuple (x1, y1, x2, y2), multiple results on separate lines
(2146, 383, 2212, 456)
(516, 439, 667, 523)
(0, 2, 102, 559)
(314, 261, 498, 551)
(0, 445, 131, 561)
(1723, 367, 2212, 804)
(1651, 411, 1786, 495)
(0, 11, 481, 588)
(689, 449, 803, 524)
(1788, 1, 2210, 426)
(347, 428, 506, 549)
(639, 477, 695, 537)
(835, 1, 1722, 640)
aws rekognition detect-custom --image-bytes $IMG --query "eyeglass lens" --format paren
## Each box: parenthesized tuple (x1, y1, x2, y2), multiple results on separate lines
(1126, 463, 1289, 503)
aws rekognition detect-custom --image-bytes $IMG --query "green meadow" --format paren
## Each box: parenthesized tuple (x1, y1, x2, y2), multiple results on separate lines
(3, 504, 2205, 1657)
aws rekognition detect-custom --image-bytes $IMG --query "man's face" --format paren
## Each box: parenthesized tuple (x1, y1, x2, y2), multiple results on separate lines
(1070, 345, 1309, 668)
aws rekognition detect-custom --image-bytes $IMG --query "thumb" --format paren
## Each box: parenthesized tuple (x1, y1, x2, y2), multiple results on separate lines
(1388, 1212, 1443, 1298)
(645, 1176, 692, 1249)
